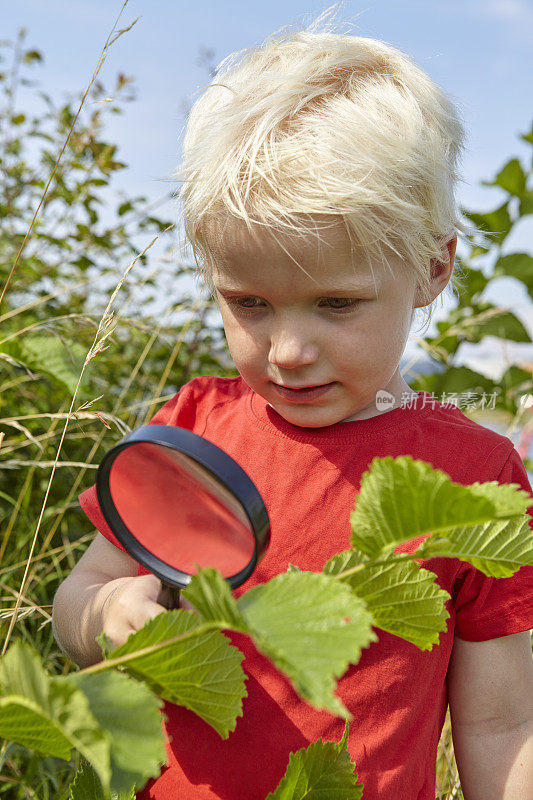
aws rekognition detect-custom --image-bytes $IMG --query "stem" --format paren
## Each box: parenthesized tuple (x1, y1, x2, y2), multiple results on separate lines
(78, 619, 247, 676)
(334, 552, 415, 581)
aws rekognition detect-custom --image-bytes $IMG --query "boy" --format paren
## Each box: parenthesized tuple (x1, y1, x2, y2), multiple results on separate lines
(52, 13, 533, 800)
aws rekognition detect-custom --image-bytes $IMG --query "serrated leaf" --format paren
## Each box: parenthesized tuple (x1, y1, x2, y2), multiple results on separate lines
(350, 456, 532, 558)
(68, 670, 165, 795)
(69, 760, 106, 800)
(0, 642, 111, 793)
(415, 515, 533, 577)
(182, 568, 247, 630)
(237, 572, 376, 718)
(99, 610, 246, 738)
(69, 760, 136, 800)
(185, 569, 377, 718)
(325, 550, 450, 650)
(468, 480, 533, 516)
(266, 722, 363, 799)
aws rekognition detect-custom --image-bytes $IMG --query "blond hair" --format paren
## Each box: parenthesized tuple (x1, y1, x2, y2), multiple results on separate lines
(177, 8, 466, 325)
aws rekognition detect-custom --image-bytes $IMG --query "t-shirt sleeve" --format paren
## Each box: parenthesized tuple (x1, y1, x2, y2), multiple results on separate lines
(453, 446, 533, 641)
(78, 384, 198, 554)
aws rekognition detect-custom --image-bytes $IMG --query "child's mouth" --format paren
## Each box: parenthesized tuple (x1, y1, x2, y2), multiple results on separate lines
(271, 382, 335, 402)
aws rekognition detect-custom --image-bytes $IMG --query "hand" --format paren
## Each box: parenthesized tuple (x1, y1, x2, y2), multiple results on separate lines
(100, 573, 191, 648)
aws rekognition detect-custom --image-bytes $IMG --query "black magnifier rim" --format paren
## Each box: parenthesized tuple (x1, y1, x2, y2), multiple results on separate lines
(96, 424, 270, 589)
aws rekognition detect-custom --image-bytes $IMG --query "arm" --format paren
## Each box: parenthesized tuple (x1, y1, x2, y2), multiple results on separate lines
(52, 533, 168, 668)
(447, 631, 533, 800)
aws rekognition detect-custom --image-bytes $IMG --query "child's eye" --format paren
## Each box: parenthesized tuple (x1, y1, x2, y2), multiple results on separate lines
(224, 296, 266, 313)
(321, 298, 360, 311)
(234, 297, 263, 309)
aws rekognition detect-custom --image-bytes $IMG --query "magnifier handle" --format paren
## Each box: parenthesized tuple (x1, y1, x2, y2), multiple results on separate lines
(159, 579, 181, 610)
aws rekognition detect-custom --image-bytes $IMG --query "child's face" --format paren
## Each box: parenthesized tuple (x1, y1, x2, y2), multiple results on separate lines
(209, 220, 425, 428)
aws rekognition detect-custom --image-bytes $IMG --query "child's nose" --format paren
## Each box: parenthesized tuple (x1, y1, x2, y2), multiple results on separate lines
(268, 326, 319, 369)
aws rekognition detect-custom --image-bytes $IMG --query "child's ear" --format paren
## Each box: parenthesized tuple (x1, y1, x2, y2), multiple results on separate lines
(414, 233, 457, 308)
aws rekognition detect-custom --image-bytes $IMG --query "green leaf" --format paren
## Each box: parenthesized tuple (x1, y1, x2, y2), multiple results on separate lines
(493, 253, 533, 300)
(14, 333, 90, 396)
(69, 760, 106, 800)
(23, 49, 43, 64)
(519, 189, 533, 216)
(410, 365, 496, 400)
(463, 202, 512, 245)
(147, 216, 172, 232)
(324, 550, 450, 650)
(101, 610, 246, 739)
(350, 456, 532, 560)
(468, 479, 533, 516)
(68, 670, 165, 796)
(182, 567, 247, 630)
(0, 642, 111, 794)
(237, 572, 376, 718)
(266, 722, 363, 799)
(415, 514, 533, 577)
(462, 304, 531, 343)
(69, 760, 136, 800)
(183, 569, 376, 718)
(484, 158, 527, 196)
(455, 260, 488, 307)
(95, 632, 116, 660)
(521, 123, 533, 145)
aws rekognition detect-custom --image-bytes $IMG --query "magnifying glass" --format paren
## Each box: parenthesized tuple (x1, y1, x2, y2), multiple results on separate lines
(96, 425, 271, 609)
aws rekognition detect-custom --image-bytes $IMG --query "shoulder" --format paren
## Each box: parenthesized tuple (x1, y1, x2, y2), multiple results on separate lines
(415, 396, 517, 484)
(423, 398, 510, 452)
(177, 374, 249, 408)
(148, 375, 250, 429)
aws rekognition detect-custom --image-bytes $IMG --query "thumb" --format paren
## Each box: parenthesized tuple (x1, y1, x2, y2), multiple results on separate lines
(136, 573, 166, 603)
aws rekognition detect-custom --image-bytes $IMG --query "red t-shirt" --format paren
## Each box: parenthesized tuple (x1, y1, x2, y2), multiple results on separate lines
(78, 376, 533, 800)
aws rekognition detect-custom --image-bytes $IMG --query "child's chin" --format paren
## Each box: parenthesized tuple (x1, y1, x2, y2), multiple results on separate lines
(270, 404, 346, 429)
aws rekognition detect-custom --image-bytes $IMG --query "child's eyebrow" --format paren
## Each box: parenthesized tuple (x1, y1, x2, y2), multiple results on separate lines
(213, 278, 379, 293)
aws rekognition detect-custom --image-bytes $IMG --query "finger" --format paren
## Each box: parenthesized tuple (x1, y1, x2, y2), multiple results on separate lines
(104, 624, 136, 649)
(128, 599, 169, 633)
(136, 573, 165, 601)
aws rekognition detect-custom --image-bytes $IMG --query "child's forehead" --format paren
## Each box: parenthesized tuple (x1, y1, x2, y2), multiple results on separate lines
(203, 215, 406, 291)
(206, 216, 362, 271)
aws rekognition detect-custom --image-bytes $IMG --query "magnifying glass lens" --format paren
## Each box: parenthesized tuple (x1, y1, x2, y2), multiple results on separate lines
(109, 442, 256, 578)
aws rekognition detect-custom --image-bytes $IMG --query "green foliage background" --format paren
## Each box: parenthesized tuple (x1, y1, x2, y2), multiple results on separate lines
(0, 25, 532, 800)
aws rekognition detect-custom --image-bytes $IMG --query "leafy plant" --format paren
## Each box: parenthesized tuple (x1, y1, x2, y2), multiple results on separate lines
(1, 456, 532, 798)
(410, 123, 533, 421)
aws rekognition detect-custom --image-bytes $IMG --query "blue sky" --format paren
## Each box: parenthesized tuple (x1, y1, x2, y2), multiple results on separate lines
(3, 0, 533, 372)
